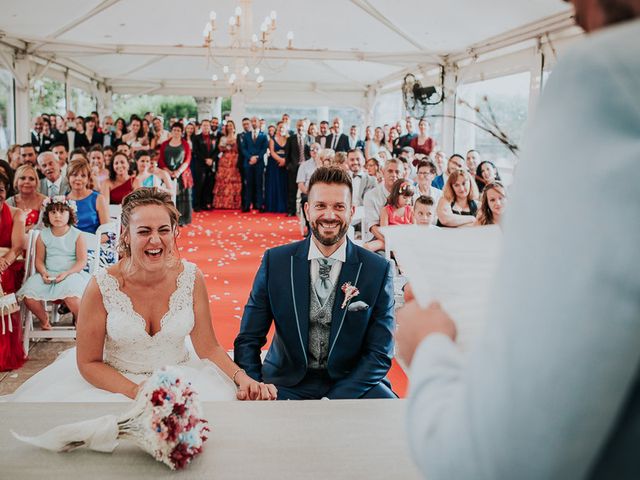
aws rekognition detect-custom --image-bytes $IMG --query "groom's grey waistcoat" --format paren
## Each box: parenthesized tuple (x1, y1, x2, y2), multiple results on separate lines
(308, 282, 337, 369)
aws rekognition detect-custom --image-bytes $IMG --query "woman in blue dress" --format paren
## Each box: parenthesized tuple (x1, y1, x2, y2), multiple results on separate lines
(265, 121, 289, 213)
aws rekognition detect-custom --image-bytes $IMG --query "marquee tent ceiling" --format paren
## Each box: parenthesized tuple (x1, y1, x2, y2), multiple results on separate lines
(0, 0, 575, 105)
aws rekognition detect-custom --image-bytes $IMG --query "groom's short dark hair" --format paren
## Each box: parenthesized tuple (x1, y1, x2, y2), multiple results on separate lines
(308, 167, 353, 198)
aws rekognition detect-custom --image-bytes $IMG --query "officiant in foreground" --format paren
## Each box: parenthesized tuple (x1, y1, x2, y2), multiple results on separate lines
(234, 167, 397, 400)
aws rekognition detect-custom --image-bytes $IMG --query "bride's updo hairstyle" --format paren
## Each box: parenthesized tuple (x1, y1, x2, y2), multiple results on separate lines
(117, 187, 180, 258)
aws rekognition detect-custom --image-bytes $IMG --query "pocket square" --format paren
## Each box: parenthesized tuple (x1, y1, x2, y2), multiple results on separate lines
(347, 301, 369, 312)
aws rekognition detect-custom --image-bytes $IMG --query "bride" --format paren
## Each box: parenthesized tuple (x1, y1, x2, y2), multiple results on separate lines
(8, 188, 277, 402)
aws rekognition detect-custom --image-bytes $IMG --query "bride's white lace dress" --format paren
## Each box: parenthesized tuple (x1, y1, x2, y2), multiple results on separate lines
(7, 260, 237, 402)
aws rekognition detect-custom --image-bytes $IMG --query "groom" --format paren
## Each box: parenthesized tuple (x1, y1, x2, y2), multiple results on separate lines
(234, 167, 396, 399)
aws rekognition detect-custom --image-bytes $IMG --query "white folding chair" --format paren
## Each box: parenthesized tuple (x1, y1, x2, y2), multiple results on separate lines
(21, 229, 76, 352)
(108, 204, 122, 223)
(170, 179, 178, 205)
(84, 221, 120, 273)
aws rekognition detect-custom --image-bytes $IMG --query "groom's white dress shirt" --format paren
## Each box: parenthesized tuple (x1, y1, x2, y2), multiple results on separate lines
(407, 19, 640, 480)
(308, 238, 346, 288)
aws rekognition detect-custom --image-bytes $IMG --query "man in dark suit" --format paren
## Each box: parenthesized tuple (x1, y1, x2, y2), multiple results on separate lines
(284, 118, 312, 217)
(235, 167, 396, 400)
(240, 116, 269, 212)
(397, 117, 417, 149)
(325, 117, 350, 153)
(101, 116, 117, 148)
(192, 119, 218, 211)
(236, 117, 252, 211)
(31, 116, 54, 153)
(316, 120, 330, 149)
(348, 125, 365, 151)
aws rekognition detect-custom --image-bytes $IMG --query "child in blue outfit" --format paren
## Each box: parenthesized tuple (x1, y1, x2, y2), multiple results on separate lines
(19, 196, 90, 329)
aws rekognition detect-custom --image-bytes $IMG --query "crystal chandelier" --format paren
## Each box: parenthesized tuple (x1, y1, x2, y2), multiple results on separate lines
(202, 4, 294, 93)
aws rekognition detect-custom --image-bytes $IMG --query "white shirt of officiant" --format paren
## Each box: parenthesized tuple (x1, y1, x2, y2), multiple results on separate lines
(308, 239, 346, 288)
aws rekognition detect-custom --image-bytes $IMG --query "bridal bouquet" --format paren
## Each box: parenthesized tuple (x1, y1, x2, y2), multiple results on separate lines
(12, 366, 210, 470)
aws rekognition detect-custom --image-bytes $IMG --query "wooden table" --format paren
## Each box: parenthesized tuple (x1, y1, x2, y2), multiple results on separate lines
(0, 399, 422, 479)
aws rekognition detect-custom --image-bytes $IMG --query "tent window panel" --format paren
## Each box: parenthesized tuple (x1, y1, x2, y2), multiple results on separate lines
(0, 68, 14, 151)
(453, 71, 530, 181)
(30, 77, 66, 118)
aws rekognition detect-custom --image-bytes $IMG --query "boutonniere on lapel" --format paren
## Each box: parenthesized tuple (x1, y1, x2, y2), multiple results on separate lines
(340, 282, 360, 309)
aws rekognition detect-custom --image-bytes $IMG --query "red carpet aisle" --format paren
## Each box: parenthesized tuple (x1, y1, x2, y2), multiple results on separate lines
(179, 210, 408, 398)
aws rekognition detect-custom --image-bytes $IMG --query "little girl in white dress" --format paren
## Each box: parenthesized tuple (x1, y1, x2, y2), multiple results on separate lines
(18, 196, 90, 329)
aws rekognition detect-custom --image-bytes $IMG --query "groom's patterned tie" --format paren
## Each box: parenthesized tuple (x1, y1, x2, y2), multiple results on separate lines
(316, 258, 335, 305)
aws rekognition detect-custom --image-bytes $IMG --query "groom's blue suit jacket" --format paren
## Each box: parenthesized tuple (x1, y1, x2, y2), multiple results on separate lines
(234, 237, 396, 399)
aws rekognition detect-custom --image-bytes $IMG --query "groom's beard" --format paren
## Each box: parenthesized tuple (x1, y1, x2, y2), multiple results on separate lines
(310, 218, 349, 246)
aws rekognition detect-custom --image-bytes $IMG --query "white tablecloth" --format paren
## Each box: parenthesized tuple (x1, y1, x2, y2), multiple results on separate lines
(0, 399, 422, 479)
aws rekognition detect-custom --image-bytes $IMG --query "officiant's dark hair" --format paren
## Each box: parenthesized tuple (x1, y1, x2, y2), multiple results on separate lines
(307, 167, 353, 198)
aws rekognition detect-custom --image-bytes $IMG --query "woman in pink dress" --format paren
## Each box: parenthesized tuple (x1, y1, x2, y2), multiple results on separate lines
(213, 120, 242, 210)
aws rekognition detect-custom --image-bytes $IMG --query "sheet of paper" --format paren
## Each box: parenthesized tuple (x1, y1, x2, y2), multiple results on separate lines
(382, 225, 503, 350)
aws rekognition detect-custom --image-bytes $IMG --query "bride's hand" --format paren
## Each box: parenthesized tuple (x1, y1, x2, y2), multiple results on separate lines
(236, 376, 277, 401)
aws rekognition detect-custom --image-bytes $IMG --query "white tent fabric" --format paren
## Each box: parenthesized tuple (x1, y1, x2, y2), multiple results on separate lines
(0, 0, 573, 103)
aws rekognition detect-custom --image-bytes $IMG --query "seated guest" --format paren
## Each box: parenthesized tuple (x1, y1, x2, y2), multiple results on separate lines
(433, 150, 446, 175)
(398, 117, 417, 149)
(347, 125, 365, 151)
(475, 160, 502, 193)
(83, 116, 104, 147)
(436, 168, 479, 228)
(132, 149, 173, 195)
(348, 149, 376, 207)
(365, 126, 385, 160)
(318, 148, 335, 168)
(38, 151, 69, 197)
(466, 149, 481, 176)
(0, 160, 15, 197)
(150, 116, 170, 150)
(51, 142, 69, 177)
(413, 160, 443, 212)
(6, 164, 47, 230)
(103, 145, 115, 168)
(103, 152, 134, 205)
(71, 117, 90, 150)
(363, 158, 404, 242)
(476, 181, 507, 226)
(413, 195, 439, 227)
(88, 145, 109, 190)
(0, 171, 27, 372)
(7, 144, 21, 170)
(115, 142, 131, 162)
(432, 153, 465, 190)
(122, 117, 148, 153)
(410, 118, 436, 157)
(399, 146, 415, 169)
(19, 197, 90, 329)
(365, 157, 383, 183)
(69, 148, 89, 164)
(365, 179, 415, 253)
(398, 157, 414, 181)
(66, 158, 108, 235)
(331, 151, 350, 172)
(235, 167, 396, 399)
(19, 143, 37, 167)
